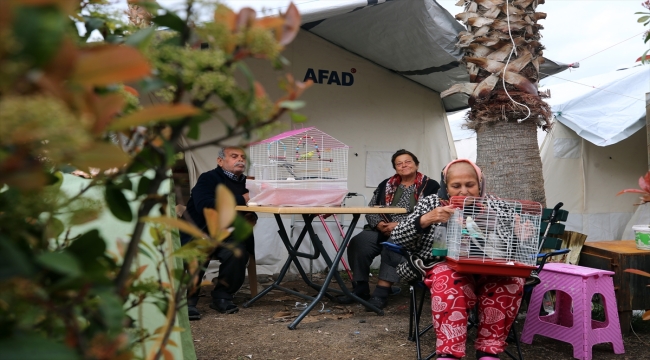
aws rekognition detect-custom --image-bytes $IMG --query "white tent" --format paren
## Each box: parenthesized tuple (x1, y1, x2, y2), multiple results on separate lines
(540, 65, 650, 241)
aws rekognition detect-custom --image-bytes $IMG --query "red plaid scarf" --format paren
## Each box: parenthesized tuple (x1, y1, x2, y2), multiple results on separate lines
(385, 172, 424, 205)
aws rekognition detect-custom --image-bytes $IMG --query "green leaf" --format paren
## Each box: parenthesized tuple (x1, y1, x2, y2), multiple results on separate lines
(641, 49, 650, 64)
(136, 175, 153, 197)
(149, 225, 162, 246)
(45, 171, 61, 187)
(236, 62, 255, 109)
(185, 112, 211, 140)
(163, 141, 177, 166)
(153, 298, 169, 315)
(83, 16, 105, 37)
(138, 244, 155, 260)
(105, 184, 133, 222)
(232, 215, 253, 242)
(127, 147, 160, 173)
(36, 251, 82, 277)
(45, 217, 65, 240)
(0, 236, 34, 280)
(279, 100, 306, 111)
(152, 12, 186, 32)
(638, 15, 650, 23)
(12, 6, 67, 67)
(49, 171, 64, 190)
(138, 77, 169, 93)
(0, 334, 80, 360)
(290, 112, 308, 123)
(187, 121, 200, 140)
(96, 291, 126, 332)
(113, 177, 133, 192)
(124, 26, 156, 49)
(67, 229, 107, 260)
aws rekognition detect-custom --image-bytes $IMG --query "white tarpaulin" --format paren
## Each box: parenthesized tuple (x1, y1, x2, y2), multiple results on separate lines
(294, 0, 569, 112)
(540, 65, 649, 241)
(549, 65, 649, 146)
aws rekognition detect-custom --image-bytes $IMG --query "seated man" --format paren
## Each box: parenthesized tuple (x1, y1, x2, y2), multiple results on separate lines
(341, 149, 439, 310)
(182, 146, 257, 319)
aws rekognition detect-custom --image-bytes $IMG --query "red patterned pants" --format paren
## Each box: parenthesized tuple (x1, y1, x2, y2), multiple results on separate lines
(423, 262, 525, 358)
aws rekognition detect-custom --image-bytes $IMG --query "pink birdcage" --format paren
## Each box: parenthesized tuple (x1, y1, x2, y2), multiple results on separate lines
(247, 127, 349, 206)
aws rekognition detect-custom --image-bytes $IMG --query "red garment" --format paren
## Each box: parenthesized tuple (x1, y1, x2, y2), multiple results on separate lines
(423, 262, 525, 358)
(384, 171, 424, 205)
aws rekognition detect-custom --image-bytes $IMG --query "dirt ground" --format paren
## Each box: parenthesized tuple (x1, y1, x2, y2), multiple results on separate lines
(189, 274, 650, 360)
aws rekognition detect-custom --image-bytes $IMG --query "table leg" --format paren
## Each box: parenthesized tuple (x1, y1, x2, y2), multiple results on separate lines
(244, 214, 329, 308)
(289, 214, 384, 330)
(248, 255, 257, 297)
(619, 310, 631, 335)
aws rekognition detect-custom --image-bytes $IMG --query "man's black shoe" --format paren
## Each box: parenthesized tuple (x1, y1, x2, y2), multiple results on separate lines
(209, 299, 239, 314)
(364, 296, 388, 311)
(188, 305, 201, 320)
(337, 292, 370, 304)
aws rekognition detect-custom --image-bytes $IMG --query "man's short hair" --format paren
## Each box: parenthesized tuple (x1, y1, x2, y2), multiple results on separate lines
(218, 146, 245, 160)
(391, 149, 420, 169)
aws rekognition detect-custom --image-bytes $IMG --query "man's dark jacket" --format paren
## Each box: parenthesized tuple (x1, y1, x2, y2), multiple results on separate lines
(180, 166, 254, 245)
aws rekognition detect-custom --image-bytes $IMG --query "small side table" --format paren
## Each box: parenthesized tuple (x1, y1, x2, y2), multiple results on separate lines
(578, 240, 650, 335)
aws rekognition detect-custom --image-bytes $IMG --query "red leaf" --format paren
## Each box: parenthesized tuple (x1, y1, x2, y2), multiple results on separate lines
(236, 7, 257, 31)
(279, 2, 301, 46)
(108, 104, 200, 130)
(254, 81, 266, 98)
(92, 93, 126, 135)
(123, 85, 139, 96)
(73, 45, 151, 86)
(642, 309, 650, 321)
(214, 4, 236, 32)
(624, 268, 650, 278)
(616, 189, 648, 196)
(643, 171, 650, 193)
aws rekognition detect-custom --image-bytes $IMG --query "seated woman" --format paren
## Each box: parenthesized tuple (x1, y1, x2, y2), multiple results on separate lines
(391, 159, 525, 360)
(341, 149, 439, 310)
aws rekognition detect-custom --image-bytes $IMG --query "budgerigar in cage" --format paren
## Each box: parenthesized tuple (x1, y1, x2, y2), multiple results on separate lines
(464, 216, 485, 239)
(298, 151, 314, 160)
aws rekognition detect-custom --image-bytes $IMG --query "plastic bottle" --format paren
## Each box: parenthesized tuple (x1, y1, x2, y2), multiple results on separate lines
(431, 226, 448, 257)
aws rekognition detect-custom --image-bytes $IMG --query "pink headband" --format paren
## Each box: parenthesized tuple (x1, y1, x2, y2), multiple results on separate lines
(443, 159, 483, 184)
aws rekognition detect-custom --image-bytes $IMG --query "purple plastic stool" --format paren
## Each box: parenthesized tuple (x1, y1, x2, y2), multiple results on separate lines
(520, 263, 625, 360)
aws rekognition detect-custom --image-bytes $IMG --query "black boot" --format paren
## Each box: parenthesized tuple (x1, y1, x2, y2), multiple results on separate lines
(187, 296, 201, 321)
(364, 285, 390, 311)
(337, 281, 370, 304)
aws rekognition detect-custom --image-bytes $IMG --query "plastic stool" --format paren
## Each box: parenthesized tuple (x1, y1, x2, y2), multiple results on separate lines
(520, 263, 625, 360)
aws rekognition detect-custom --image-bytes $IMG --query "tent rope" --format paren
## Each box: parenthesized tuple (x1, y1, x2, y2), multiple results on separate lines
(539, 72, 644, 102)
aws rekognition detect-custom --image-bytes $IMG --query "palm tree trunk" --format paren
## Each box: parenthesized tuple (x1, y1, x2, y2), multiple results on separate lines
(441, 0, 551, 205)
(476, 119, 546, 205)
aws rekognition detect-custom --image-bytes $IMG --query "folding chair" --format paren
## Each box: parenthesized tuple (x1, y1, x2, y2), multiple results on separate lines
(382, 202, 570, 360)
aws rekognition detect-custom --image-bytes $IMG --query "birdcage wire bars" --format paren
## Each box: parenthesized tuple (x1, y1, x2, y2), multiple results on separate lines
(247, 127, 349, 206)
(445, 196, 542, 277)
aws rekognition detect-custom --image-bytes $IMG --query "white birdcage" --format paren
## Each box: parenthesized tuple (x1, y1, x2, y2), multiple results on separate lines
(444, 196, 542, 277)
(247, 127, 349, 206)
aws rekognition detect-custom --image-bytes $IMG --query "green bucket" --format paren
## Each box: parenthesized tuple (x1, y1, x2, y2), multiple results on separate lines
(632, 225, 650, 250)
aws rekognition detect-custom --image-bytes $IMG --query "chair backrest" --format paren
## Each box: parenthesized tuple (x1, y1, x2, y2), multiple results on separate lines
(538, 207, 569, 251)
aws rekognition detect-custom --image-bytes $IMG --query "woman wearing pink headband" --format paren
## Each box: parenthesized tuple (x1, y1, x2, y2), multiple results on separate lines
(391, 159, 524, 360)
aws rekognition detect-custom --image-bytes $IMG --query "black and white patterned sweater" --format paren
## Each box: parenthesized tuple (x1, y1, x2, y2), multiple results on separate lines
(391, 194, 520, 281)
